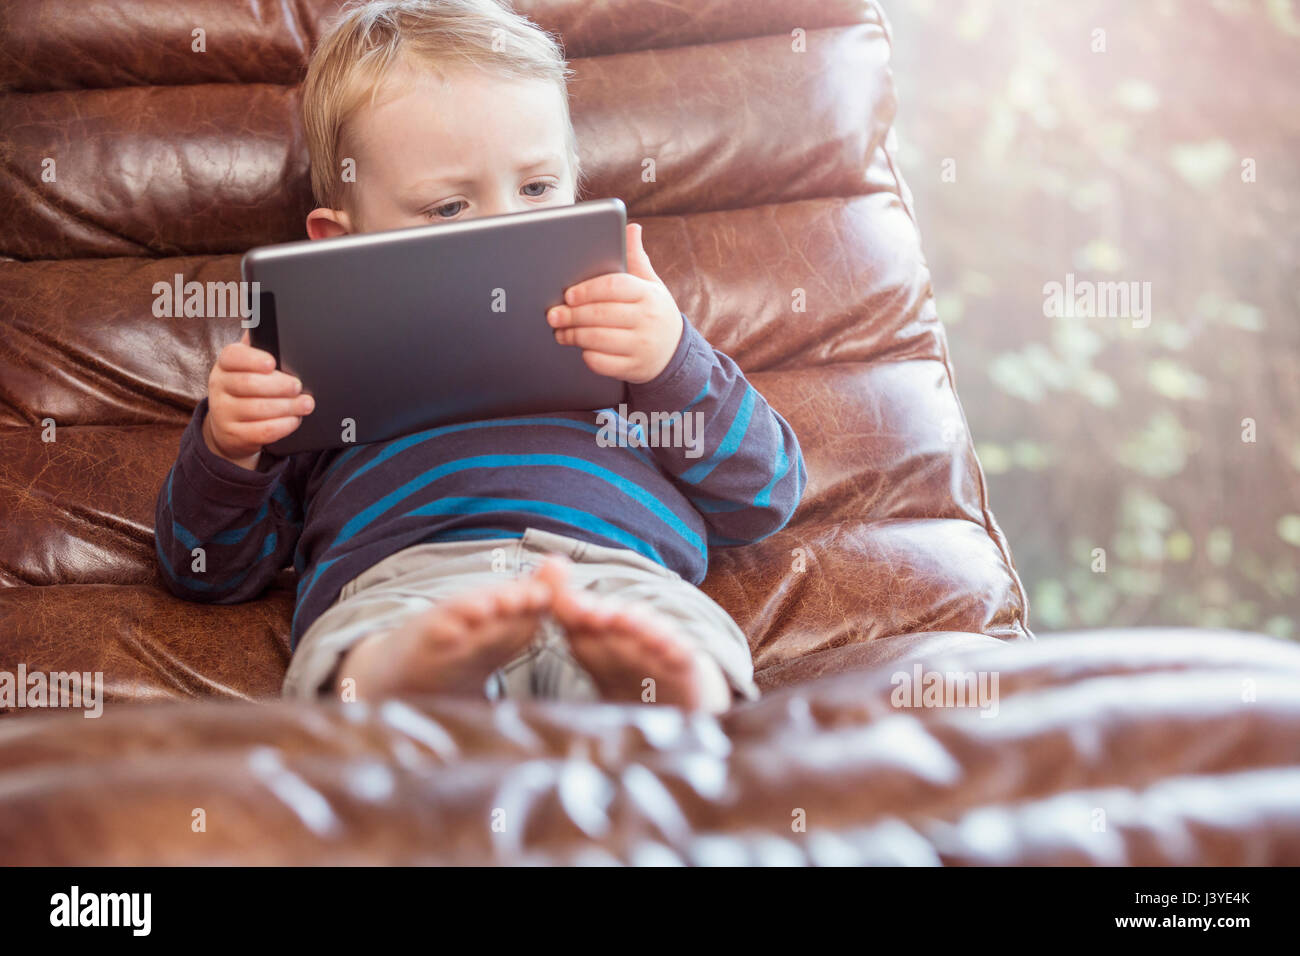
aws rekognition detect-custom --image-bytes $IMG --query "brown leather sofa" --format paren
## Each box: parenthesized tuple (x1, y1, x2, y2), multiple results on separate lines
(1, 0, 1297, 865)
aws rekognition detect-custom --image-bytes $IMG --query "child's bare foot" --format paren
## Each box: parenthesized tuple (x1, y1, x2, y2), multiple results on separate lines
(334, 558, 569, 700)
(551, 586, 732, 712)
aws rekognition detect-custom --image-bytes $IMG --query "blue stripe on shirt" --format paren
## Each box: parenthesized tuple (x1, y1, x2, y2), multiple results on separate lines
(334, 454, 705, 559)
(680, 385, 756, 484)
(329, 415, 656, 496)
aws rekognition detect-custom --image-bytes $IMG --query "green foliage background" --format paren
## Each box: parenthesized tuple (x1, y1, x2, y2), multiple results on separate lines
(886, 0, 1299, 636)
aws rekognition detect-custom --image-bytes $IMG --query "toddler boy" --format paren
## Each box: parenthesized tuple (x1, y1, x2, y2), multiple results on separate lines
(155, 0, 805, 711)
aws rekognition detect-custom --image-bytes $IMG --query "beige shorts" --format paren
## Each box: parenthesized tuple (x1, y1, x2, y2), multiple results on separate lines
(281, 526, 760, 704)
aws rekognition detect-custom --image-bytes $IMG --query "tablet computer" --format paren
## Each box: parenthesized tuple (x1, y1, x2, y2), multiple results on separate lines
(239, 197, 628, 455)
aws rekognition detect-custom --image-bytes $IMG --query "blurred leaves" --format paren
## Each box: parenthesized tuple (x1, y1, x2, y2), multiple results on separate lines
(1168, 140, 1237, 190)
(1114, 79, 1161, 113)
(975, 439, 1054, 475)
(988, 321, 1119, 407)
(1266, 0, 1300, 35)
(890, 0, 1299, 641)
(1147, 359, 1208, 400)
(1074, 239, 1125, 272)
(1206, 526, 1234, 566)
(1117, 410, 1199, 478)
(1279, 514, 1300, 548)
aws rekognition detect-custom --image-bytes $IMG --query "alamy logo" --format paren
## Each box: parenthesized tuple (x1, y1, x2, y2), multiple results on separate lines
(596, 404, 705, 458)
(1042, 272, 1152, 328)
(890, 663, 1000, 717)
(0, 665, 103, 717)
(152, 273, 261, 328)
(50, 886, 151, 936)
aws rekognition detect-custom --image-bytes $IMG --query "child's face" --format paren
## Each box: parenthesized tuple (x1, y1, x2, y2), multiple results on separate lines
(308, 60, 576, 238)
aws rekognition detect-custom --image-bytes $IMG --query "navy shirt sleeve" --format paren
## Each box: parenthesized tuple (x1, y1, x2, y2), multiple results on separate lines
(154, 397, 309, 603)
(623, 313, 806, 546)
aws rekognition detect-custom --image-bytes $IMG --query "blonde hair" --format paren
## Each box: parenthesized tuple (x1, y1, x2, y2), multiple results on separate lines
(302, 0, 583, 210)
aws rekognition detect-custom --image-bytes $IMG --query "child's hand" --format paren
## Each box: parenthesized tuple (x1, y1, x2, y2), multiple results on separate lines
(202, 330, 315, 469)
(547, 222, 684, 384)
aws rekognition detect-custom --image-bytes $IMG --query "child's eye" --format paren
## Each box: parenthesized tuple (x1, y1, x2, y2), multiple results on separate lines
(522, 181, 554, 198)
(429, 201, 464, 220)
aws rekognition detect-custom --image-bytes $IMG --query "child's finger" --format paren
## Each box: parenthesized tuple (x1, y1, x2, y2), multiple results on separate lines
(625, 222, 662, 284)
(562, 272, 644, 307)
(225, 416, 304, 449)
(578, 349, 633, 380)
(548, 300, 639, 330)
(218, 341, 276, 373)
(223, 370, 303, 398)
(555, 326, 637, 355)
(224, 394, 315, 422)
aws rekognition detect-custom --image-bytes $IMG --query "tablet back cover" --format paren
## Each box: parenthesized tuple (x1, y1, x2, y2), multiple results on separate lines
(240, 197, 628, 455)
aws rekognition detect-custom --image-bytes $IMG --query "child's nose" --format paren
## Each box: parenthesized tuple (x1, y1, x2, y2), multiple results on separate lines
(478, 202, 527, 219)
(477, 190, 536, 219)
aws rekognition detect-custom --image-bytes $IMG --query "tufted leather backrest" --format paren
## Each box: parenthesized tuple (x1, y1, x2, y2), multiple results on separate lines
(0, 0, 1028, 704)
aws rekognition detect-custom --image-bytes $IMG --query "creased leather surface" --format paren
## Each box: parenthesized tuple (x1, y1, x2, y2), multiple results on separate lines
(0, 580, 294, 711)
(1, 0, 1291, 866)
(1, 631, 1296, 865)
(0, 0, 1030, 710)
(0, 0, 882, 92)
(1, 27, 894, 259)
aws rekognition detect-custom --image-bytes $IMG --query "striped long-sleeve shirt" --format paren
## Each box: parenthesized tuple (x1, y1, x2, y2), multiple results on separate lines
(155, 313, 806, 648)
